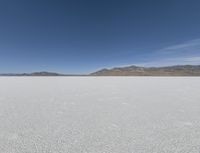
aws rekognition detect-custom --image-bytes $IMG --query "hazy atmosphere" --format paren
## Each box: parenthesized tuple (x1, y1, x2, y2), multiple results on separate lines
(1, 0, 200, 73)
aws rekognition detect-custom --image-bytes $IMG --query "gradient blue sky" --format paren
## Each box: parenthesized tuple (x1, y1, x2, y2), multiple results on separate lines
(1, 0, 200, 74)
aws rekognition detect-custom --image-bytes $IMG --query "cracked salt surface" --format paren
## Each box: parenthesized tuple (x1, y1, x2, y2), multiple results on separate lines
(0, 77, 200, 153)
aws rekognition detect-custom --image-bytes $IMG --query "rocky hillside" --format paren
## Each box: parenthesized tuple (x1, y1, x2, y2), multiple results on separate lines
(91, 65, 200, 76)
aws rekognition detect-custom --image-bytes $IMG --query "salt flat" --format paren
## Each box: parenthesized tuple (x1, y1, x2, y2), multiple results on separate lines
(0, 77, 200, 153)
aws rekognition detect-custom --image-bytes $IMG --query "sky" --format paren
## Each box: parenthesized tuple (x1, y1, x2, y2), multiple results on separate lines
(0, 0, 200, 74)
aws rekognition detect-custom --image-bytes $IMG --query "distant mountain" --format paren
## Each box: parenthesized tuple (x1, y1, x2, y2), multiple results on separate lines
(1, 65, 200, 76)
(91, 65, 200, 76)
(29, 72, 62, 76)
(0, 71, 64, 76)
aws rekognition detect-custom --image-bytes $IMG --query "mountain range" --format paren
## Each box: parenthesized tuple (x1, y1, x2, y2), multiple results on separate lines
(90, 65, 200, 76)
(1, 65, 200, 76)
(0, 72, 65, 76)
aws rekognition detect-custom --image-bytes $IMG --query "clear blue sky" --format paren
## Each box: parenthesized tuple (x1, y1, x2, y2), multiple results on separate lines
(1, 0, 200, 74)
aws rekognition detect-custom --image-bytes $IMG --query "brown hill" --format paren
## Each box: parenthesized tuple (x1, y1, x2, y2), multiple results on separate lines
(91, 65, 200, 76)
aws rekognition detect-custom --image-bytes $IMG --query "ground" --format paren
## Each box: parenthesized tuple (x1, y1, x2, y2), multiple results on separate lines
(0, 77, 200, 153)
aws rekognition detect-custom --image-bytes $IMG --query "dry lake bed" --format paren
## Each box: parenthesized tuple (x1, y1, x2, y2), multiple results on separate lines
(0, 77, 200, 153)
